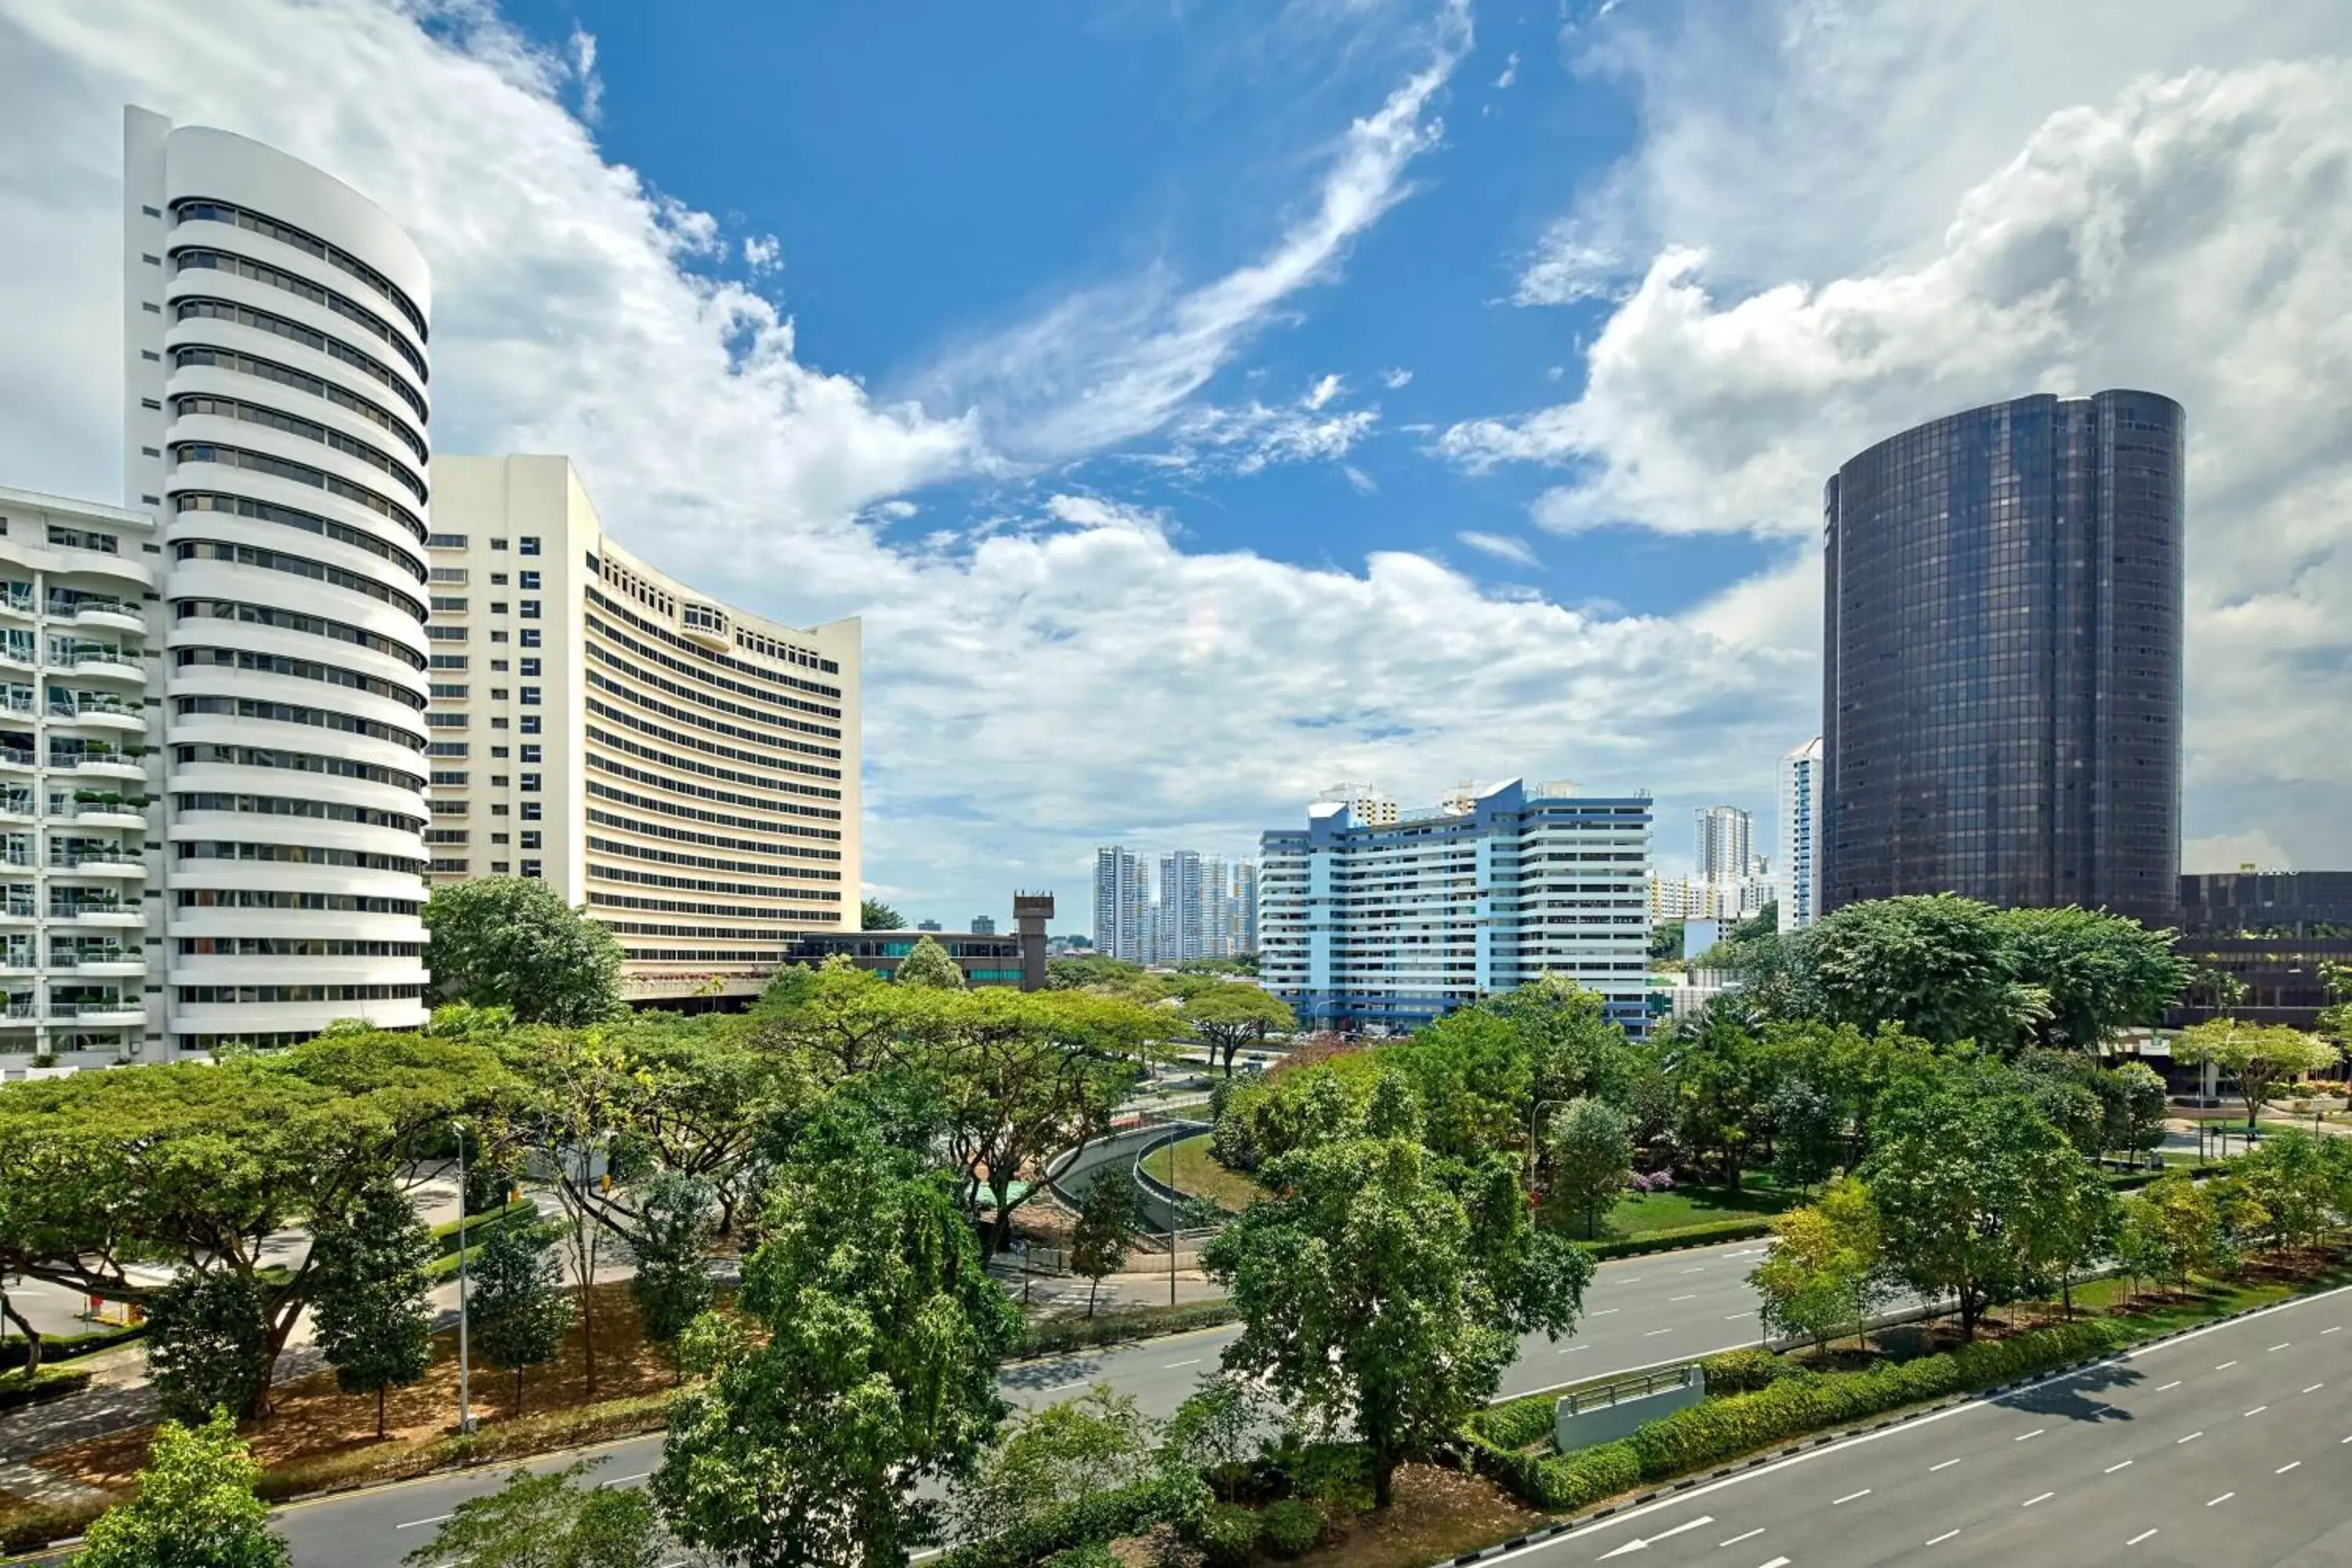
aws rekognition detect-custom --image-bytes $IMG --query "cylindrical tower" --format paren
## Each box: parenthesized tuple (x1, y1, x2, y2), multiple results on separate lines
(126, 112, 434, 1047)
(1820, 390, 2184, 926)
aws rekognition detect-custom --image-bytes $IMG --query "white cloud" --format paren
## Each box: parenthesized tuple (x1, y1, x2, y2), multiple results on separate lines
(1341, 464, 1378, 494)
(1515, 220, 1621, 307)
(1380, 365, 1414, 389)
(568, 24, 601, 124)
(1167, 401, 1379, 476)
(2182, 830, 2293, 875)
(918, 0, 1472, 459)
(1494, 50, 1519, 90)
(1456, 531, 1541, 568)
(741, 234, 782, 274)
(1459, 2, 2352, 867)
(1302, 372, 1345, 410)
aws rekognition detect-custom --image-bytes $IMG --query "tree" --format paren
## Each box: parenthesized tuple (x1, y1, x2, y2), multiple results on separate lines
(2001, 906, 2191, 1050)
(146, 1271, 270, 1428)
(77, 1410, 288, 1568)
(1669, 1011, 1767, 1189)
(0, 1031, 505, 1419)
(514, 1029, 634, 1399)
(1647, 920, 1685, 964)
(1181, 982, 1295, 1077)
(403, 1463, 662, 1568)
(472, 1221, 572, 1415)
(1812, 895, 2048, 1048)
(308, 1176, 435, 1439)
(2101, 1062, 2171, 1166)
(1200, 1093, 1590, 1509)
(653, 1098, 1022, 1566)
(861, 898, 907, 931)
(1160, 1372, 1268, 1503)
(2140, 1172, 2220, 1287)
(1046, 955, 1149, 992)
(1490, 976, 1640, 1111)
(1862, 1073, 2078, 1338)
(1383, 1005, 1540, 1163)
(1542, 1098, 1632, 1240)
(604, 1012, 817, 1236)
(2235, 1129, 2339, 1253)
(626, 1171, 717, 1365)
(893, 933, 967, 989)
(1767, 1076, 1841, 1193)
(2015, 1149, 2120, 1316)
(950, 1385, 1159, 1544)
(423, 877, 625, 1026)
(2173, 1018, 2338, 1132)
(1749, 1176, 1883, 1352)
(1069, 1171, 1143, 1318)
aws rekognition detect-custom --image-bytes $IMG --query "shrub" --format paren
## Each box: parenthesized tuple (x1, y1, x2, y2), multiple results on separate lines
(1044, 1546, 1118, 1568)
(1187, 1502, 1262, 1568)
(934, 1475, 1209, 1568)
(1580, 1218, 1775, 1260)
(1261, 1497, 1323, 1557)
(1282, 1440, 1374, 1513)
(1016, 1301, 1240, 1359)
(1697, 1348, 1798, 1395)
(1469, 1392, 1558, 1450)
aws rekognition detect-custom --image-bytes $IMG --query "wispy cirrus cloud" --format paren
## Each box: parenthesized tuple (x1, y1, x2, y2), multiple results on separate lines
(1456, 530, 1541, 568)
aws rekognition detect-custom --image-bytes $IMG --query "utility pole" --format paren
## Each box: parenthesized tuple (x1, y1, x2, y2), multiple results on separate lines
(453, 1120, 474, 1435)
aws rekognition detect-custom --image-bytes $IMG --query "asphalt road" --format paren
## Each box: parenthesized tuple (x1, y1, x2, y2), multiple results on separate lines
(1486, 1282, 2352, 1568)
(259, 1236, 1778, 1567)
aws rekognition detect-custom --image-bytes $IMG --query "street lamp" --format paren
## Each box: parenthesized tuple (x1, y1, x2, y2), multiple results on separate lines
(452, 1118, 475, 1436)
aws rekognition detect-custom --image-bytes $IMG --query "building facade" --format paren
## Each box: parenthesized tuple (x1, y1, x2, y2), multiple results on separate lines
(1822, 390, 2184, 924)
(124, 110, 441, 1052)
(1091, 844, 1147, 961)
(1646, 873, 1771, 924)
(1259, 778, 1651, 1037)
(423, 456, 860, 1003)
(1693, 806, 1752, 884)
(1778, 736, 1823, 933)
(2177, 871, 2352, 937)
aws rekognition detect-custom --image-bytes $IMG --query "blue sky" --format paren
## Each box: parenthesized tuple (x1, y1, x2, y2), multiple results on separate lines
(3, 0, 2349, 928)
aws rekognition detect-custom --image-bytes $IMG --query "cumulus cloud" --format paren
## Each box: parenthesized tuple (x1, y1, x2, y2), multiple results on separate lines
(1380, 365, 1414, 389)
(1462, 2, 2352, 866)
(741, 234, 782, 274)
(918, 0, 1472, 459)
(1494, 50, 1519, 89)
(1302, 372, 1345, 410)
(1456, 531, 1541, 569)
(1514, 220, 1621, 307)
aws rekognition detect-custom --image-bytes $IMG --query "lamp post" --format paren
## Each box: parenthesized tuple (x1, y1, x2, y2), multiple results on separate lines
(453, 1119, 474, 1435)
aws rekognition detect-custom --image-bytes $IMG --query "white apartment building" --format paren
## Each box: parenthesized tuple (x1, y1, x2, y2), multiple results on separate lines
(1647, 871, 1774, 923)
(124, 109, 438, 1053)
(1693, 806, 1753, 883)
(1091, 844, 1146, 961)
(1259, 778, 1652, 1037)
(1780, 736, 1824, 934)
(423, 456, 859, 1003)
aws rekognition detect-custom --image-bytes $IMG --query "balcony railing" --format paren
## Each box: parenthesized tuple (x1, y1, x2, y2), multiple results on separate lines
(0, 586, 31, 615)
(48, 694, 136, 720)
(50, 947, 135, 967)
(49, 1000, 136, 1020)
(45, 594, 132, 619)
(49, 851, 143, 870)
(49, 901, 125, 919)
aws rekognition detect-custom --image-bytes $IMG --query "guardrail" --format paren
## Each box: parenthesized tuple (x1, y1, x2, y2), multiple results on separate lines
(1560, 1363, 1703, 1417)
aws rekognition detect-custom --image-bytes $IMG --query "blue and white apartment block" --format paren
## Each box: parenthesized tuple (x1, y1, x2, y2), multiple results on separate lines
(1258, 779, 1653, 1038)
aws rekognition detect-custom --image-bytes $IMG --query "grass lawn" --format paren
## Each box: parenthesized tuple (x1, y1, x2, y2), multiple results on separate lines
(1566, 1177, 1795, 1242)
(1142, 1133, 1260, 1213)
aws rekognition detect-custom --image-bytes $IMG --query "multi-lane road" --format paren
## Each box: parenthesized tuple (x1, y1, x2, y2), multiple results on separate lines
(1487, 1283, 2352, 1568)
(257, 1236, 1776, 1566)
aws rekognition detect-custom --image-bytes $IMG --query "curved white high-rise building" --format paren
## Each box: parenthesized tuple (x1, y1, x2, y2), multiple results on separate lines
(125, 109, 434, 1048)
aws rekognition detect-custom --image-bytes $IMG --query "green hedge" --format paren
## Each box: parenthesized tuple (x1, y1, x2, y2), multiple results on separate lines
(0, 1367, 93, 1414)
(1468, 1391, 1558, 1450)
(932, 1475, 1209, 1568)
(0, 1319, 146, 1373)
(430, 1196, 537, 1254)
(1017, 1301, 1239, 1359)
(1695, 1347, 1797, 1394)
(1577, 1218, 1774, 1261)
(1465, 1318, 2133, 1515)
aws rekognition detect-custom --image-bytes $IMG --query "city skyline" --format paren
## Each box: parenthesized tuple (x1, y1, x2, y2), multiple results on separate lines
(3, 4, 2341, 927)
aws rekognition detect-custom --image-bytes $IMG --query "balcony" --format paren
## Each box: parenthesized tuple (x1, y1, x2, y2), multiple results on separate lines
(50, 948, 143, 978)
(49, 851, 145, 880)
(56, 598, 146, 636)
(48, 648, 143, 684)
(0, 1000, 34, 1025)
(57, 797, 146, 829)
(49, 1000, 143, 1025)
(0, 948, 33, 975)
(0, 586, 31, 619)
(56, 751, 146, 783)
(51, 902, 140, 928)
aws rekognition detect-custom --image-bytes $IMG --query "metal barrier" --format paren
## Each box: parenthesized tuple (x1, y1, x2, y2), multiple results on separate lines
(1560, 1362, 1703, 1416)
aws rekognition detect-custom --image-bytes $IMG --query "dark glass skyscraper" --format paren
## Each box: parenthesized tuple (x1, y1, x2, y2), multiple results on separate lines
(1821, 390, 2183, 924)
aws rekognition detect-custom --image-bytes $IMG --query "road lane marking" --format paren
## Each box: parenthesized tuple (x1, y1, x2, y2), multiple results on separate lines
(1669, 1294, 1697, 1302)
(396, 1514, 455, 1530)
(1597, 1514, 1715, 1557)
(1929, 1458, 1962, 1472)
(1724, 1312, 1752, 1320)
(1679, 1267, 1706, 1274)
(2022, 1492, 2054, 1508)
(2206, 1493, 2234, 1507)
(1592, 1308, 1621, 1317)
(2216, 1360, 2239, 1370)
(2278, 1461, 2301, 1474)
(2245, 1406, 2267, 1417)
(1925, 1530, 1959, 1546)
(1831, 1489, 1871, 1505)
(1164, 1359, 1202, 1368)
(2105, 1461, 2133, 1473)
(2325, 1326, 2343, 1334)
(2014, 1428, 2045, 1442)
(2126, 1530, 2158, 1546)
(2304, 1384, 2325, 1393)
(612, 1471, 648, 1483)
(2176, 1432, 2203, 1444)
(1718, 1529, 1764, 1547)
(2269, 1342, 2290, 1352)
(1559, 1344, 1592, 1353)
(1758, 1558, 1791, 1568)
(1646, 1328, 1675, 1337)
(2157, 1381, 2182, 1391)
(1041, 1380, 1087, 1392)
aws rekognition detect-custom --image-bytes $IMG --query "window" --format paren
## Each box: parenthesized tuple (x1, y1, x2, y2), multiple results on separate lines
(430, 858, 468, 873)
(519, 571, 541, 590)
(521, 745, 542, 763)
(491, 803, 510, 816)
(520, 687, 541, 706)
(489, 573, 508, 586)
(682, 603, 724, 633)
(521, 773, 542, 793)
(426, 533, 468, 549)
(491, 746, 510, 759)
(490, 630, 509, 644)
(491, 774, 509, 786)
(430, 771, 469, 786)
(520, 601, 541, 619)
(519, 535, 541, 556)
(490, 832, 510, 845)
(426, 626, 466, 641)
(519, 715, 541, 735)
(489, 688, 508, 702)
(521, 802, 543, 821)
(429, 567, 468, 583)
(521, 831, 543, 849)
(490, 717, 509, 730)
(521, 860, 543, 879)
(426, 742, 470, 757)
(492, 861, 513, 874)
(428, 654, 469, 670)
(430, 597, 467, 612)
(429, 684, 468, 699)
(491, 659, 510, 673)
(490, 602, 508, 615)
(520, 630, 541, 648)
(520, 658, 541, 677)
(491, 538, 508, 551)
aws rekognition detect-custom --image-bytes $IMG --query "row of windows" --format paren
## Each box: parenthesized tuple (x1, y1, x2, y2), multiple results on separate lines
(174, 791, 426, 833)
(174, 694, 423, 753)
(176, 597, 425, 672)
(584, 724, 840, 802)
(173, 492, 426, 586)
(586, 753, 839, 821)
(585, 595, 841, 708)
(172, 347, 425, 463)
(171, 199, 429, 344)
(586, 779, 840, 843)
(584, 639, 839, 742)
(583, 697, 840, 778)
(169, 441, 423, 542)
(175, 983, 423, 1004)
(177, 937, 424, 957)
(601, 920, 808, 941)
(174, 538, 426, 624)
(170, 394, 422, 503)
(176, 840, 424, 873)
(588, 859, 837, 895)
(583, 669, 839, 762)
(175, 887, 421, 916)
(176, 644, 423, 711)
(169, 299, 425, 423)
(584, 829, 839, 878)
(621, 948, 779, 965)
(586, 891, 835, 920)
(174, 742, 423, 794)
(171, 248, 426, 381)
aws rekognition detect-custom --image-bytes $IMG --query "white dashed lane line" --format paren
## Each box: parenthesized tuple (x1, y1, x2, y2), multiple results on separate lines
(1831, 1489, 1871, 1506)
(395, 1514, 454, 1530)
(1719, 1529, 1764, 1547)
(2126, 1529, 2159, 1547)
(2013, 1428, 2044, 1442)
(1929, 1458, 1962, 1472)
(1925, 1530, 1959, 1546)
(2104, 1461, 2133, 1474)
(2207, 1493, 2234, 1508)
(2022, 1492, 2054, 1508)
(2156, 1380, 2182, 1391)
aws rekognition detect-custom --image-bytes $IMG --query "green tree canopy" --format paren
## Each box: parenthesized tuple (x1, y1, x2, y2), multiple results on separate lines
(949, 1385, 1160, 1545)
(1749, 1175, 1885, 1351)
(654, 1098, 1022, 1566)
(626, 1171, 718, 1358)
(1069, 1170, 1144, 1318)
(1046, 955, 1149, 992)
(1181, 982, 1295, 1076)
(861, 898, 908, 931)
(471, 1220, 573, 1414)
(2173, 1018, 2338, 1131)
(892, 933, 967, 989)
(1201, 1087, 1591, 1508)
(1812, 895, 2049, 1048)
(308, 1175, 436, 1438)
(77, 1411, 288, 1568)
(2002, 906, 2192, 1049)
(402, 1463, 663, 1568)
(1542, 1097, 1632, 1240)
(424, 877, 625, 1026)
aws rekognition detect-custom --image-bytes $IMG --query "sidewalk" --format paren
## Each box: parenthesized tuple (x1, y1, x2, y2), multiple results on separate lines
(991, 1262, 1226, 1317)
